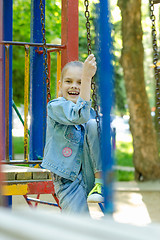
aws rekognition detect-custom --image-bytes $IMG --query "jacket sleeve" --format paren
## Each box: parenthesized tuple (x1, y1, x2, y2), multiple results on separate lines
(47, 97, 92, 125)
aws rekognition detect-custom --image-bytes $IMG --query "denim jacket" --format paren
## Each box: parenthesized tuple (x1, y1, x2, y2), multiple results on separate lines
(41, 96, 96, 181)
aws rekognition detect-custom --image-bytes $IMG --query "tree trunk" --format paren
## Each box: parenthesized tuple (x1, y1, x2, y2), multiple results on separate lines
(118, 0, 160, 180)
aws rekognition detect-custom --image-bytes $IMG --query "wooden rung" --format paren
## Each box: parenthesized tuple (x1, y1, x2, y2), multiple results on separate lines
(2, 164, 51, 181)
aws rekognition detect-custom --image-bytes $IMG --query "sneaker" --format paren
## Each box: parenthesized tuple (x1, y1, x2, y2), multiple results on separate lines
(87, 183, 104, 203)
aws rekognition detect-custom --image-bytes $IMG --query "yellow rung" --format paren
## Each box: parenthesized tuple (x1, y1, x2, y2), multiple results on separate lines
(24, 45, 29, 162)
(56, 51, 61, 97)
(3, 184, 28, 196)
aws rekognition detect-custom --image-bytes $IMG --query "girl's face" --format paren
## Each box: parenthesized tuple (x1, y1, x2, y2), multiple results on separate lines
(60, 66, 82, 104)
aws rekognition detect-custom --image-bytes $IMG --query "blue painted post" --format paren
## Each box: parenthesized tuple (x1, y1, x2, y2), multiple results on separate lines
(30, 0, 47, 160)
(3, 0, 13, 161)
(98, 0, 114, 214)
(3, 0, 13, 207)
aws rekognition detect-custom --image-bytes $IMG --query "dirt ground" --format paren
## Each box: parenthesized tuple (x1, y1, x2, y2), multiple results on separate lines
(11, 190, 160, 226)
(113, 191, 160, 225)
(87, 191, 160, 226)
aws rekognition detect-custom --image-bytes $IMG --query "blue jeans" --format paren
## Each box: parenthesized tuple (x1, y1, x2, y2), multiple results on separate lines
(52, 119, 101, 214)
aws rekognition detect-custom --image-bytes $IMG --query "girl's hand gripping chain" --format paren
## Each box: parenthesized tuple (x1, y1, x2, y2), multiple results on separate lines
(82, 54, 97, 80)
(80, 54, 97, 101)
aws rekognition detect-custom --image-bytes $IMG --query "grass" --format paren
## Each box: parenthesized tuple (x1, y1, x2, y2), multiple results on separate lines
(13, 136, 24, 154)
(12, 137, 135, 181)
(114, 141, 134, 181)
(115, 141, 134, 167)
(115, 170, 134, 181)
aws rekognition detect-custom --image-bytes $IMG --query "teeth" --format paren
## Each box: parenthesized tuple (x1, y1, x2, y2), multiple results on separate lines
(68, 92, 79, 95)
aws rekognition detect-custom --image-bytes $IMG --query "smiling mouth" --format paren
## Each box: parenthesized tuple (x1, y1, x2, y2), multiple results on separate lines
(68, 91, 79, 96)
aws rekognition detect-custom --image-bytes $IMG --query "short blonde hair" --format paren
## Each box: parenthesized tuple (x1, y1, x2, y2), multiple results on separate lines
(60, 61, 83, 82)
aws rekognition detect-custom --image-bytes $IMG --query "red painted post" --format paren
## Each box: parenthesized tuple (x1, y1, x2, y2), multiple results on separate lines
(61, 0, 79, 69)
(0, 0, 5, 206)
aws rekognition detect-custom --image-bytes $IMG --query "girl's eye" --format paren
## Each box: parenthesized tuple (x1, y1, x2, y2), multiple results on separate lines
(65, 80, 71, 83)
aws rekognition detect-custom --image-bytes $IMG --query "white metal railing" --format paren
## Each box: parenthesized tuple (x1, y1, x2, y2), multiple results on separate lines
(0, 207, 160, 240)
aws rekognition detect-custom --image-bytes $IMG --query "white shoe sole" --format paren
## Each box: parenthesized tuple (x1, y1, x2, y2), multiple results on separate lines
(87, 193, 104, 203)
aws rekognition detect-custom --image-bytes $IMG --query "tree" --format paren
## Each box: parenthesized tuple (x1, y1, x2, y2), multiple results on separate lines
(118, 0, 160, 180)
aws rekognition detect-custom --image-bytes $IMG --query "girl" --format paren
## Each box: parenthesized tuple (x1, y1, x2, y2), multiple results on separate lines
(41, 54, 103, 214)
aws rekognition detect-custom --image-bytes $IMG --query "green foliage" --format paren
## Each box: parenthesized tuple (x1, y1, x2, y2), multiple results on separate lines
(113, 54, 127, 114)
(13, 0, 31, 104)
(110, 1, 127, 114)
(12, 0, 96, 103)
(12, 0, 156, 114)
(79, 0, 97, 61)
(45, 0, 61, 99)
(112, 17, 127, 114)
(13, 0, 31, 42)
(45, 0, 61, 43)
(141, 0, 156, 110)
(12, 0, 127, 114)
(12, 0, 61, 103)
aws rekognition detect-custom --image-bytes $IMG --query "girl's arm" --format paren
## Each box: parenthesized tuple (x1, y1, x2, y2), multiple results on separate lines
(80, 54, 97, 101)
(48, 97, 92, 125)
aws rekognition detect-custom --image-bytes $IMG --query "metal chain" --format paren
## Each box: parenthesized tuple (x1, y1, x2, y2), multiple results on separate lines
(149, 0, 160, 127)
(84, 0, 101, 138)
(39, 0, 51, 102)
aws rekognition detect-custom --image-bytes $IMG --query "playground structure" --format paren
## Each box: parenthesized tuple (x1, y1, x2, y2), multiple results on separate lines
(2, 0, 79, 163)
(0, 0, 113, 213)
